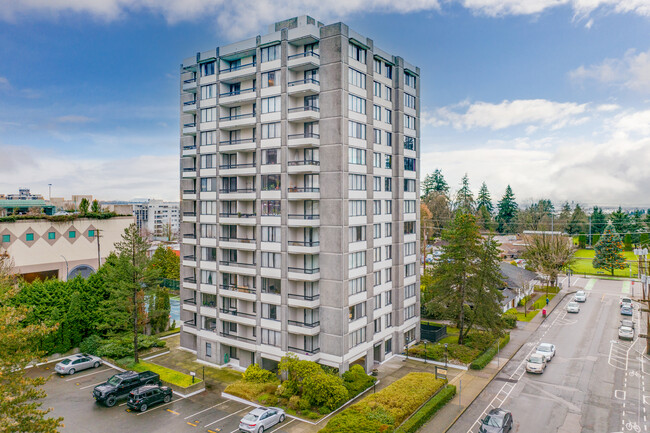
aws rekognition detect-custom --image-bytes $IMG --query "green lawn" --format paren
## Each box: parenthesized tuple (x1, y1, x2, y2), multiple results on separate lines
(131, 361, 201, 388)
(570, 249, 638, 277)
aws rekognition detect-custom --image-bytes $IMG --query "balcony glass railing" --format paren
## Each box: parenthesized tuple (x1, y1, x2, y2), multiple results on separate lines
(184, 276, 197, 283)
(220, 284, 256, 294)
(219, 138, 256, 146)
(288, 160, 319, 166)
(183, 78, 196, 84)
(287, 186, 320, 193)
(288, 320, 320, 328)
(219, 308, 256, 318)
(182, 211, 196, 217)
(220, 112, 256, 121)
(287, 293, 320, 301)
(183, 254, 196, 261)
(182, 143, 197, 150)
(219, 61, 256, 73)
(220, 332, 256, 343)
(183, 100, 196, 106)
(219, 236, 256, 243)
(288, 132, 320, 139)
(219, 212, 256, 218)
(183, 122, 196, 128)
(288, 105, 320, 113)
(288, 78, 320, 86)
(288, 51, 320, 60)
(219, 162, 256, 169)
(183, 298, 196, 305)
(287, 346, 320, 354)
(183, 189, 196, 194)
(219, 260, 256, 268)
(183, 233, 196, 239)
(219, 87, 256, 97)
(288, 213, 319, 219)
(219, 188, 256, 194)
(288, 240, 320, 247)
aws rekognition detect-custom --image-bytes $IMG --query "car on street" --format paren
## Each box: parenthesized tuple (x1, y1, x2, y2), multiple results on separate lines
(526, 353, 547, 374)
(621, 297, 633, 308)
(479, 408, 513, 433)
(619, 325, 634, 340)
(126, 384, 172, 412)
(621, 319, 635, 329)
(93, 370, 161, 407)
(621, 305, 633, 316)
(239, 407, 286, 433)
(536, 343, 556, 362)
(566, 301, 580, 313)
(55, 354, 102, 375)
(574, 290, 587, 302)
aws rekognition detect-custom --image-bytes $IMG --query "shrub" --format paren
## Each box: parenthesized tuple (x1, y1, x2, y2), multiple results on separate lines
(258, 393, 279, 406)
(303, 371, 349, 410)
(592, 234, 600, 245)
(518, 295, 531, 307)
(306, 411, 320, 420)
(94, 334, 165, 359)
(318, 406, 331, 415)
(225, 381, 279, 401)
(342, 364, 376, 399)
(395, 385, 456, 433)
(243, 363, 276, 383)
(501, 312, 517, 328)
(288, 395, 301, 410)
(470, 333, 510, 370)
(79, 334, 103, 354)
(299, 397, 312, 411)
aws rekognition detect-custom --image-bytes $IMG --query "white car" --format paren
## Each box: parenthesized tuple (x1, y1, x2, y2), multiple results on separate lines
(535, 343, 556, 362)
(574, 290, 586, 302)
(566, 301, 580, 313)
(526, 353, 547, 374)
(619, 325, 634, 340)
(239, 407, 286, 433)
(621, 297, 633, 308)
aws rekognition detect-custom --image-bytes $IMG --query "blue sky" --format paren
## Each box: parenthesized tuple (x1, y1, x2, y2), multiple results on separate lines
(0, 1, 649, 207)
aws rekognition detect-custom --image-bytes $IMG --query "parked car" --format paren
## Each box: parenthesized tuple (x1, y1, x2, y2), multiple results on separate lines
(621, 305, 634, 316)
(566, 301, 580, 313)
(93, 371, 161, 407)
(621, 319, 635, 329)
(621, 297, 633, 308)
(536, 343, 556, 362)
(526, 353, 547, 374)
(239, 407, 286, 433)
(479, 408, 513, 433)
(55, 354, 102, 375)
(126, 384, 172, 412)
(619, 325, 634, 341)
(574, 290, 587, 302)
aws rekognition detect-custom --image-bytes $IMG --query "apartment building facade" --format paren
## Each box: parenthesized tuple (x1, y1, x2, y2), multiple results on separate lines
(133, 200, 181, 240)
(179, 16, 420, 372)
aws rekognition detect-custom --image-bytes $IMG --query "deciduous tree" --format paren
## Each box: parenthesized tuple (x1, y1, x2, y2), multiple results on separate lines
(79, 198, 89, 215)
(522, 233, 575, 290)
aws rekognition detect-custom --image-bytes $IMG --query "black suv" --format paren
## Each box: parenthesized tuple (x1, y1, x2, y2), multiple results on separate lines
(93, 371, 161, 407)
(126, 385, 172, 412)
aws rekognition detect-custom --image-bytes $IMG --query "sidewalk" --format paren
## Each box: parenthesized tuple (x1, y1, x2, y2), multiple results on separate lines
(419, 286, 572, 433)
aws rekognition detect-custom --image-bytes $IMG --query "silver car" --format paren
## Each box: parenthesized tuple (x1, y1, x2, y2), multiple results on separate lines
(55, 353, 102, 375)
(566, 301, 580, 313)
(535, 343, 556, 362)
(574, 290, 586, 302)
(239, 407, 286, 433)
(526, 353, 547, 374)
(619, 325, 634, 340)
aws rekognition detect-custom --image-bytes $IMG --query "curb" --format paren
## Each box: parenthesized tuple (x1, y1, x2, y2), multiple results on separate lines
(442, 289, 572, 432)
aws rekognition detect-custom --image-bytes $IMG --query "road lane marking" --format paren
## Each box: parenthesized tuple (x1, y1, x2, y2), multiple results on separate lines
(79, 381, 106, 390)
(623, 281, 631, 294)
(267, 419, 295, 433)
(65, 368, 112, 381)
(584, 279, 596, 291)
(187, 422, 197, 427)
(205, 407, 248, 428)
(617, 390, 627, 399)
(184, 400, 229, 419)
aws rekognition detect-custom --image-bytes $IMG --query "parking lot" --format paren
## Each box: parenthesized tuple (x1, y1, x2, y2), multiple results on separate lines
(30, 361, 317, 433)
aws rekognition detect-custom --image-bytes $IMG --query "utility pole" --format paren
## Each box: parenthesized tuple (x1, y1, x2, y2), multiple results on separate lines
(96, 228, 102, 269)
(48, 183, 52, 201)
(634, 248, 649, 354)
(588, 215, 592, 247)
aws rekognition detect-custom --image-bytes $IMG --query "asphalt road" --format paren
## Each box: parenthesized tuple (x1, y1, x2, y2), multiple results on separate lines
(449, 277, 649, 433)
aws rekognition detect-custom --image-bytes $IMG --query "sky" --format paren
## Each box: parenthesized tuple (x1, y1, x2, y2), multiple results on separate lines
(0, 0, 649, 209)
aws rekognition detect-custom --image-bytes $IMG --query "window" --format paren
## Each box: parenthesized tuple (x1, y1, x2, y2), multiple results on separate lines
(385, 223, 392, 237)
(373, 152, 381, 168)
(385, 313, 392, 328)
(404, 114, 416, 129)
(373, 104, 381, 121)
(404, 221, 415, 234)
(89, 230, 96, 237)
(385, 290, 393, 306)
(384, 246, 393, 262)
(405, 93, 416, 109)
(201, 108, 216, 122)
(404, 179, 415, 192)
(201, 224, 217, 239)
(385, 177, 392, 192)
(200, 201, 216, 215)
(261, 252, 280, 268)
(262, 303, 278, 320)
(373, 176, 381, 192)
(201, 270, 216, 285)
(374, 128, 382, 144)
(200, 178, 216, 192)
(373, 247, 382, 263)
(348, 121, 366, 139)
(262, 174, 280, 191)
(201, 84, 216, 100)
(348, 43, 366, 63)
(374, 318, 382, 333)
(372, 81, 381, 98)
(385, 64, 392, 79)
(201, 247, 217, 261)
(201, 130, 217, 146)
(405, 305, 416, 320)
(348, 68, 366, 89)
(261, 226, 280, 242)
(385, 109, 392, 124)
(348, 251, 366, 269)
(262, 122, 280, 139)
(373, 224, 381, 239)
(262, 70, 280, 88)
(206, 342, 212, 357)
(405, 200, 416, 213)
(48, 232, 55, 240)
(385, 85, 392, 101)
(349, 276, 366, 295)
(200, 154, 216, 169)
(374, 271, 381, 286)
(262, 96, 281, 113)
(262, 148, 278, 165)
(350, 328, 366, 348)
(404, 157, 416, 171)
(405, 283, 416, 299)
(374, 295, 381, 310)
(349, 200, 366, 216)
(262, 278, 281, 294)
(262, 329, 281, 346)
(385, 200, 392, 214)
(385, 338, 392, 354)
(349, 302, 366, 321)
(69, 231, 76, 239)
(349, 226, 365, 242)
(373, 200, 381, 215)
(261, 200, 281, 216)
(261, 44, 280, 62)
(406, 263, 416, 277)
(405, 242, 416, 256)
(348, 94, 366, 114)
(348, 148, 366, 165)
(405, 72, 417, 88)
(374, 58, 382, 74)
(200, 61, 215, 76)
(348, 174, 366, 191)
(385, 132, 392, 147)
(26, 233, 34, 241)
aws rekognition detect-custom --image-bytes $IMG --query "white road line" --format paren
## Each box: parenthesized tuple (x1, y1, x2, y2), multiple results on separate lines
(65, 368, 112, 381)
(135, 397, 185, 416)
(80, 381, 107, 390)
(205, 407, 249, 427)
(183, 400, 229, 419)
(119, 402, 128, 407)
(268, 419, 295, 433)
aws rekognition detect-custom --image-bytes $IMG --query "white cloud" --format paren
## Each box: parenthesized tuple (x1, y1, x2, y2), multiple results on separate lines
(570, 49, 650, 93)
(611, 109, 650, 136)
(55, 115, 94, 123)
(0, 76, 10, 90)
(425, 99, 588, 131)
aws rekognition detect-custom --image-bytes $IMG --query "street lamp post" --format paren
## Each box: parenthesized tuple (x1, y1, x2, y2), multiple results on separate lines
(444, 343, 448, 368)
(423, 341, 427, 364)
(60, 255, 69, 281)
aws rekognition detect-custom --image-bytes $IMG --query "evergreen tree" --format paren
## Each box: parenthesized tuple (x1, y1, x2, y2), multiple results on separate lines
(567, 204, 588, 235)
(454, 173, 475, 215)
(610, 207, 630, 237)
(91, 199, 101, 213)
(496, 185, 518, 234)
(557, 202, 572, 233)
(593, 222, 627, 276)
(591, 206, 607, 235)
(476, 182, 493, 215)
(422, 169, 449, 198)
(79, 198, 89, 215)
(421, 173, 436, 198)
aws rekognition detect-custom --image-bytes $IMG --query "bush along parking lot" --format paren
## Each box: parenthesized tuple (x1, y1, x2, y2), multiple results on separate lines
(224, 354, 376, 420)
(470, 333, 510, 370)
(318, 372, 446, 433)
(407, 325, 504, 365)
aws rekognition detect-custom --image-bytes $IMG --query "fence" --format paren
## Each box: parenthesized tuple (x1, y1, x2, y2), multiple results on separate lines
(421, 322, 447, 342)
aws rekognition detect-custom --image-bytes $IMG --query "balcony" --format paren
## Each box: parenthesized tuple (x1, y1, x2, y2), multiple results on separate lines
(184, 276, 197, 284)
(182, 211, 197, 223)
(287, 213, 320, 227)
(287, 78, 319, 97)
(219, 112, 256, 130)
(287, 346, 320, 356)
(219, 284, 257, 301)
(287, 186, 320, 200)
(287, 292, 320, 309)
(182, 167, 197, 178)
(182, 122, 197, 135)
(219, 212, 257, 226)
(219, 260, 257, 276)
(182, 99, 197, 113)
(288, 266, 320, 282)
(219, 61, 257, 83)
(287, 51, 320, 71)
(219, 188, 256, 200)
(182, 143, 197, 157)
(219, 332, 257, 351)
(183, 232, 197, 245)
(219, 162, 256, 176)
(287, 159, 319, 174)
(288, 132, 319, 148)
(219, 309, 257, 326)
(219, 87, 256, 106)
(182, 189, 196, 200)
(219, 236, 257, 250)
(288, 105, 320, 123)
(288, 239, 320, 254)
(182, 77, 197, 92)
(287, 320, 321, 336)
(219, 137, 256, 151)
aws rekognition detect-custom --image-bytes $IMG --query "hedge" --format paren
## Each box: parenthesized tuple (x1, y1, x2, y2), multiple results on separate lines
(318, 373, 445, 433)
(395, 385, 457, 433)
(470, 333, 510, 370)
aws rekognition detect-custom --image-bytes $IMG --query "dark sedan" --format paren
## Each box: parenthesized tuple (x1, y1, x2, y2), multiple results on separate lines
(479, 408, 513, 433)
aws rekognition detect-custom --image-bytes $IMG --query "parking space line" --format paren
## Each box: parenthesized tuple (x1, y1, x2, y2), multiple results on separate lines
(184, 400, 229, 419)
(135, 398, 185, 416)
(268, 419, 295, 433)
(79, 381, 107, 390)
(65, 368, 113, 381)
(205, 407, 248, 428)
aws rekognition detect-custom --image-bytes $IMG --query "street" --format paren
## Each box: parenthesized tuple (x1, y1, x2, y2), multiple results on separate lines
(449, 277, 649, 433)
